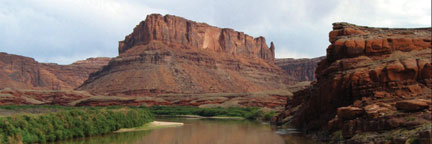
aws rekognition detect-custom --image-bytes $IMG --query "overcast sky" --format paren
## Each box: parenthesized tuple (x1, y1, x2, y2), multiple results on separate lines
(0, 0, 430, 64)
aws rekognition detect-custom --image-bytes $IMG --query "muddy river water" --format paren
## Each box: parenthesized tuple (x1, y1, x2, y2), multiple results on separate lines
(56, 117, 316, 144)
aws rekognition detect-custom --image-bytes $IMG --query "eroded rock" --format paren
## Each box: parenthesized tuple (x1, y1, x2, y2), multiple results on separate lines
(337, 106, 364, 120)
(396, 99, 429, 111)
(77, 14, 294, 96)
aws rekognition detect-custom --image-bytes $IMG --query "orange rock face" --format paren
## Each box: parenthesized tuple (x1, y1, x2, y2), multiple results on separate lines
(119, 14, 275, 62)
(275, 57, 324, 81)
(0, 52, 110, 90)
(78, 14, 294, 96)
(275, 22, 431, 143)
(396, 99, 429, 111)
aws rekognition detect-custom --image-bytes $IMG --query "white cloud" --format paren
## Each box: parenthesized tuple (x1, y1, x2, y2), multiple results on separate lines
(0, 0, 430, 64)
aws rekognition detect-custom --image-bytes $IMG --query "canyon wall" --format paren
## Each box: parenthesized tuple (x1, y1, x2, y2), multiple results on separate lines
(78, 14, 294, 96)
(118, 14, 275, 62)
(275, 57, 324, 81)
(0, 52, 110, 90)
(275, 23, 431, 143)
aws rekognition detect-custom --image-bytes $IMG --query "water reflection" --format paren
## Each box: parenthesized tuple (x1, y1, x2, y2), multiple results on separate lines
(56, 117, 315, 144)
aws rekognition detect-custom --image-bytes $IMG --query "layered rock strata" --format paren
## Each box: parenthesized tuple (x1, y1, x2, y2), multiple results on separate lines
(275, 22, 431, 143)
(0, 52, 110, 90)
(275, 57, 324, 81)
(78, 14, 294, 96)
(0, 88, 291, 110)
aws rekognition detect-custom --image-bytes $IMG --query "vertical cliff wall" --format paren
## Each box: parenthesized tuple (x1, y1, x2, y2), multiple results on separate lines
(276, 22, 431, 143)
(78, 14, 294, 96)
(275, 57, 324, 82)
(118, 14, 275, 63)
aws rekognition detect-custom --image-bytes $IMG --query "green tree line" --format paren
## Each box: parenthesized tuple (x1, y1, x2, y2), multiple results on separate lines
(0, 108, 153, 144)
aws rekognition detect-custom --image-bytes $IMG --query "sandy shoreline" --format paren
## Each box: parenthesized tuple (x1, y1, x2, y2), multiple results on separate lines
(115, 121, 184, 133)
(157, 115, 244, 120)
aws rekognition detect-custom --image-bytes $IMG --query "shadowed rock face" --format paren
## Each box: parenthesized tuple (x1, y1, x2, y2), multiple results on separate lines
(275, 57, 325, 82)
(275, 23, 431, 143)
(0, 52, 110, 90)
(78, 14, 294, 96)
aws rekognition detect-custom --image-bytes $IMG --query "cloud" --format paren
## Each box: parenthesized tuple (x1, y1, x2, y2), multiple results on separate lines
(0, 0, 168, 64)
(0, 0, 430, 64)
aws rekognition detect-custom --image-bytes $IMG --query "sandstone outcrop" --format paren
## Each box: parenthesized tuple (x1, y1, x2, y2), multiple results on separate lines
(275, 57, 324, 81)
(118, 14, 275, 62)
(78, 14, 294, 96)
(0, 88, 291, 110)
(337, 106, 364, 120)
(0, 88, 92, 105)
(0, 52, 110, 90)
(396, 99, 429, 111)
(275, 22, 431, 143)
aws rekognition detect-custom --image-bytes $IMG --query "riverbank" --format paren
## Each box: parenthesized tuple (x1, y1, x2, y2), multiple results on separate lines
(0, 105, 279, 143)
(0, 108, 153, 144)
(157, 114, 244, 120)
(115, 121, 184, 133)
(149, 106, 277, 121)
(0, 105, 277, 121)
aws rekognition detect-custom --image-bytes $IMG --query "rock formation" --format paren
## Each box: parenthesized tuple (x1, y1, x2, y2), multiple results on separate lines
(0, 87, 292, 110)
(275, 22, 431, 143)
(78, 14, 294, 96)
(0, 88, 92, 105)
(0, 52, 110, 90)
(275, 57, 324, 81)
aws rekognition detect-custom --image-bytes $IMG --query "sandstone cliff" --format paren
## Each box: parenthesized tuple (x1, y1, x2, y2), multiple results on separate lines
(78, 14, 294, 96)
(275, 23, 431, 143)
(118, 14, 275, 62)
(275, 57, 324, 81)
(0, 52, 110, 90)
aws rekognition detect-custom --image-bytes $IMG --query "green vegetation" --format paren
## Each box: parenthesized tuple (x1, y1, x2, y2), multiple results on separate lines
(0, 108, 153, 144)
(0, 105, 277, 121)
(331, 130, 344, 142)
(406, 138, 420, 144)
(0, 105, 278, 143)
(149, 106, 275, 120)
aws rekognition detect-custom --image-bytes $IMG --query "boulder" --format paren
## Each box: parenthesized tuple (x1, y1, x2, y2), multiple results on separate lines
(337, 106, 364, 120)
(396, 99, 429, 111)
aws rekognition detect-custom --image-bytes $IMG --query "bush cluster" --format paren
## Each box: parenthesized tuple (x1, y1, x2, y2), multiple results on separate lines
(149, 106, 268, 120)
(0, 108, 153, 144)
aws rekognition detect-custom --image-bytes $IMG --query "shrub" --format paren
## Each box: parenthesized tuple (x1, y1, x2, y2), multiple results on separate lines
(149, 106, 266, 120)
(0, 108, 153, 144)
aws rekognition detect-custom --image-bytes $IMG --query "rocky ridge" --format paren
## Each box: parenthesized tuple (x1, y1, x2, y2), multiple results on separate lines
(0, 52, 110, 90)
(0, 88, 291, 110)
(275, 23, 431, 143)
(275, 57, 325, 81)
(78, 14, 294, 96)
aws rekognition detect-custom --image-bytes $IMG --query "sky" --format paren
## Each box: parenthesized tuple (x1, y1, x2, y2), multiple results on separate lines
(0, 0, 430, 64)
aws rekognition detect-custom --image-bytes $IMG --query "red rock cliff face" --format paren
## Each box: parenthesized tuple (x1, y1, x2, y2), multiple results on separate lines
(275, 57, 324, 81)
(0, 52, 110, 90)
(78, 14, 293, 96)
(119, 14, 275, 62)
(275, 23, 431, 143)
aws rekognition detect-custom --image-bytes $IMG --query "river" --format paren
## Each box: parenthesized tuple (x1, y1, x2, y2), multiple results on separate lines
(55, 117, 316, 144)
